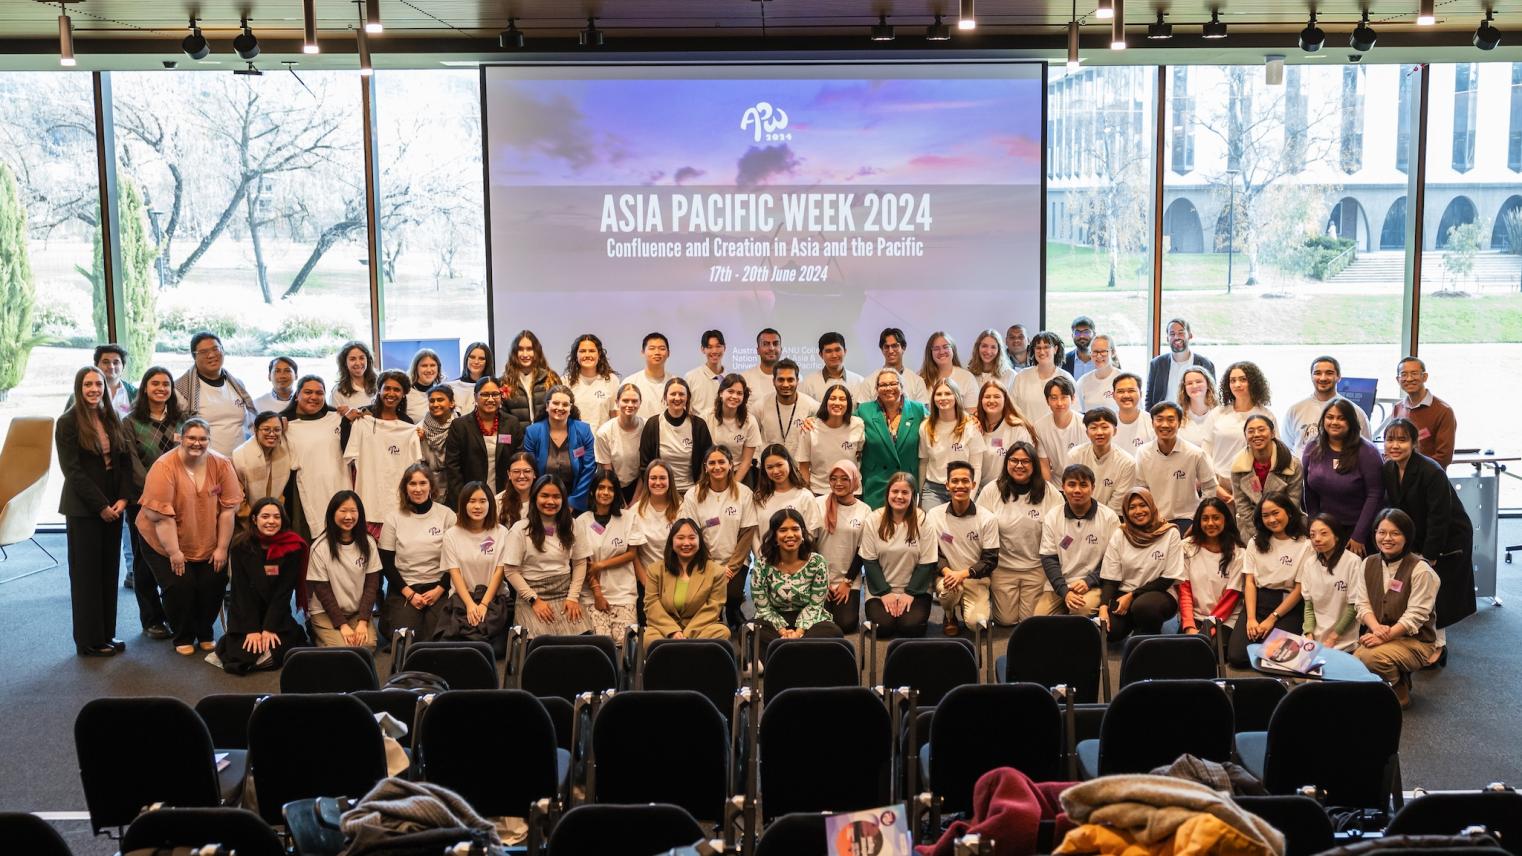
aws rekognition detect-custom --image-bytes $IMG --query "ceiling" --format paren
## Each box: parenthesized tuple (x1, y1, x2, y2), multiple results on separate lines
(0, 0, 1514, 69)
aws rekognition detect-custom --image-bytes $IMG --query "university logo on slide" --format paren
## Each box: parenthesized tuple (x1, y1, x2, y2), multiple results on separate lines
(740, 101, 791, 142)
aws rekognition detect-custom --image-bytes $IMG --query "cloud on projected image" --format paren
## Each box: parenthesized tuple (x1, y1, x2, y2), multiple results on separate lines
(735, 145, 800, 188)
(673, 166, 707, 185)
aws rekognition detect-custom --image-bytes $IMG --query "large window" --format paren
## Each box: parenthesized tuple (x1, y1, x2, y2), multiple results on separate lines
(1045, 66, 1155, 365)
(109, 70, 370, 395)
(1340, 66, 1365, 174)
(1171, 66, 1194, 176)
(1452, 63, 1478, 173)
(1509, 63, 1522, 172)
(374, 70, 488, 369)
(0, 73, 102, 525)
(1160, 65, 1402, 413)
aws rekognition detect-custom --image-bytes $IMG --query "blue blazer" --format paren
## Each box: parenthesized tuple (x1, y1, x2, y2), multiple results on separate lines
(522, 419, 598, 512)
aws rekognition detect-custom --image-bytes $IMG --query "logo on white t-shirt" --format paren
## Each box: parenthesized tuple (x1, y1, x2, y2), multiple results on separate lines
(1278, 555, 1295, 566)
(1173, 469, 1186, 480)
(1085, 534, 1099, 545)
(387, 444, 400, 456)
(1150, 549, 1165, 560)
(428, 526, 442, 535)
(480, 536, 496, 554)
(680, 437, 693, 450)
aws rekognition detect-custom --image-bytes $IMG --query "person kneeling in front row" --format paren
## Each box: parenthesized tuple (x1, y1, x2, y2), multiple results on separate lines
(1037, 465, 1120, 617)
(1351, 508, 1441, 708)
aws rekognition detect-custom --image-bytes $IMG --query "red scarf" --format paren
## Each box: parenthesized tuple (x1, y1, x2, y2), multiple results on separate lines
(262, 530, 310, 612)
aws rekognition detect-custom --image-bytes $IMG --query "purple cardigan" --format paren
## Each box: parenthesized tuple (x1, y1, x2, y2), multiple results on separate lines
(1302, 439, 1385, 545)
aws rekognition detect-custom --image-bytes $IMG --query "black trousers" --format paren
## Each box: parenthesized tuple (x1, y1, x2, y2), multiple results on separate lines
(829, 589, 862, 635)
(725, 562, 751, 630)
(126, 506, 168, 630)
(755, 612, 844, 661)
(143, 546, 227, 646)
(1104, 590, 1179, 641)
(1228, 587, 1304, 667)
(382, 581, 447, 641)
(67, 515, 122, 648)
(864, 593, 932, 639)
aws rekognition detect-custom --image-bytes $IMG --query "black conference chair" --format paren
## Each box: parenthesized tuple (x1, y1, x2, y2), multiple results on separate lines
(397, 639, 496, 676)
(194, 693, 265, 751)
(755, 811, 829, 856)
(762, 637, 859, 699)
(121, 807, 284, 856)
(641, 638, 741, 724)
(542, 695, 575, 751)
(353, 688, 425, 735)
(513, 633, 620, 687)
(518, 643, 619, 702)
(75, 696, 224, 836)
(999, 615, 1107, 702)
(759, 687, 892, 822)
(1387, 789, 1522, 855)
(881, 637, 980, 707)
(547, 803, 706, 856)
(247, 693, 387, 827)
(1236, 681, 1403, 811)
(592, 690, 731, 823)
(416, 690, 565, 820)
(923, 683, 1064, 817)
(1077, 679, 1234, 777)
(1221, 677, 1289, 733)
(1117, 634, 1218, 687)
(0, 812, 71, 856)
(401, 645, 498, 690)
(1233, 795, 1335, 856)
(278, 646, 380, 693)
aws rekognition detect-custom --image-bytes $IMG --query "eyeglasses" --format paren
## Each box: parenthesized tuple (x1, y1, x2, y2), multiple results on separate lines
(1008, 458, 1034, 467)
(881, 342, 904, 351)
(1397, 372, 1423, 380)
(477, 391, 502, 399)
(876, 381, 900, 389)
(1092, 348, 1111, 356)
(194, 346, 222, 357)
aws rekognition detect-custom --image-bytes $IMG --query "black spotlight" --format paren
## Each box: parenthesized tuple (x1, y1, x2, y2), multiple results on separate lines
(926, 14, 952, 40)
(871, 15, 895, 41)
(233, 18, 260, 60)
(1350, 11, 1377, 51)
(1298, 12, 1326, 52)
(579, 17, 603, 47)
(1474, 11, 1502, 50)
(499, 18, 524, 49)
(181, 18, 210, 60)
(1147, 11, 1173, 38)
(1203, 9, 1228, 39)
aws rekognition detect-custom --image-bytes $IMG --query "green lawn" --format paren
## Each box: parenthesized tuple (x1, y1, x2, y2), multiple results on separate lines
(1046, 242, 1242, 292)
(1159, 291, 1522, 344)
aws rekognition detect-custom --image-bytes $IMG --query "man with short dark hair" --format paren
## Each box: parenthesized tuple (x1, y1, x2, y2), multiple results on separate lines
(630, 332, 672, 419)
(1392, 356, 1456, 468)
(1037, 464, 1119, 616)
(684, 329, 728, 419)
(1110, 372, 1155, 453)
(800, 331, 866, 402)
(1061, 316, 1098, 380)
(927, 460, 999, 636)
(1032, 376, 1084, 481)
(174, 331, 257, 457)
(1134, 401, 1219, 531)
(94, 344, 135, 416)
(1005, 324, 1031, 370)
(757, 358, 818, 461)
(741, 328, 783, 399)
(1145, 317, 1216, 408)
(1069, 408, 1137, 514)
(1281, 355, 1370, 453)
(877, 327, 929, 404)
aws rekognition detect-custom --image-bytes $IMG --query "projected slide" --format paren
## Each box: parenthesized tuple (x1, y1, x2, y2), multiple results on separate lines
(483, 63, 1043, 373)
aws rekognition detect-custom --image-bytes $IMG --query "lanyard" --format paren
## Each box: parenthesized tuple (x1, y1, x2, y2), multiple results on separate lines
(775, 398, 799, 444)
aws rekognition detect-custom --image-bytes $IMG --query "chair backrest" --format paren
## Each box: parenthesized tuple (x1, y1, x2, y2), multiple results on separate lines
(1262, 681, 1403, 809)
(520, 644, 618, 702)
(1003, 616, 1103, 703)
(195, 693, 267, 750)
(404, 639, 497, 670)
(1222, 678, 1289, 733)
(882, 638, 979, 706)
(1387, 791, 1522, 855)
(593, 690, 730, 822)
(1097, 679, 1235, 775)
(353, 689, 423, 734)
(762, 638, 859, 698)
(760, 687, 891, 820)
(121, 807, 285, 856)
(1118, 635, 1218, 687)
(541, 696, 574, 750)
(641, 639, 740, 721)
(755, 811, 829, 856)
(279, 647, 380, 693)
(402, 646, 499, 690)
(547, 803, 706, 856)
(75, 697, 221, 834)
(0, 416, 53, 546)
(1233, 795, 1334, 856)
(0, 811, 71, 856)
(247, 693, 387, 826)
(524, 633, 619, 679)
(930, 683, 1063, 813)
(416, 690, 560, 819)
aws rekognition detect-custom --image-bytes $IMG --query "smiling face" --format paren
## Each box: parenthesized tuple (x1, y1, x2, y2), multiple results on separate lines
(757, 332, 781, 366)
(466, 346, 488, 378)
(1183, 371, 1209, 406)
(576, 339, 600, 372)
(1309, 519, 1337, 554)
(145, 371, 172, 406)
(645, 465, 670, 499)
(773, 368, 798, 401)
(932, 383, 957, 417)
(702, 335, 726, 367)
(719, 381, 745, 414)
(977, 335, 1000, 366)
(464, 488, 489, 524)
(672, 523, 701, 559)
(345, 347, 368, 380)
(1112, 377, 1140, 412)
(764, 453, 790, 487)
(1397, 360, 1427, 397)
(515, 336, 536, 369)
(1167, 321, 1191, 354)
(1070, 323, 1093, 350)
(379, 378, 405, 411)
(880, 334, 906, 368)
(1197, 504, 1226, 539)
(475, 381, 501, 415)
(930, 335, 954, 369)
(1091, 336, 1112, 369)
(193, 337, 224, 376)
(981, 385, 1005, 418)
(875, 370, 902, 406)
(705, 449, 732, 485)
(593, 478, 617, 513)
(1374, 518, 1406, 559)
(535, 482, 564, 518)
(886, 479, 913, 512)
(508, 459, 536, 493)
(774, 516, 804, 554)
(1383, 426, 1413, 464)
(1086, 418, 1115, 449)
(827, 467, 855, 499)
(1045, 385, 1073, 416)
(1005, 326, 1027, 357)
(946, 466, 974, 503)
(296, 379, 326, 415)
(1062, 477, 1093, 508)
(826, 386, 849, 419)
(1321, 406, 1348, 441)
(617, 386, 642, 417)
(644, 337, 669, 370)
(1152, 408, 1179, 442)
(96, 351, 123, 384)
(406, 471, 433, 505)
(1311, 360, 1339, 395)
(333, 497, 360, 534)
(255, 418, 281, 450)
(546, 390, 572, 423)
(664, 383, 689, 416)
(1245, 418, 1273, 452)
(415, 355, 439, 386)
(179, 424, 210, 459)
(254, 504, 284, 537)
(80, 369, 105, 407)
(1032, 339, 1055, 367)
(428, 390, 453, 419)
(1125, 494, 1152, 528)
(1259, 499, 1289, 535)
(1005, 449, 1035, 483)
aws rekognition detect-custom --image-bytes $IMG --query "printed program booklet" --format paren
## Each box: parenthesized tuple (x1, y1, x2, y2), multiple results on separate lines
(1258, 628, 1327, 676)
(824, 803, 915, 856)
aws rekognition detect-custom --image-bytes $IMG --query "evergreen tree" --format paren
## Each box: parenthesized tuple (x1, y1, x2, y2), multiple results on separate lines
(0, 162, 43, 400)
(83, 178, 158, 371)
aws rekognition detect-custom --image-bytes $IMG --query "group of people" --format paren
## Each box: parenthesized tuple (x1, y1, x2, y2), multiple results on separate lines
(56, 318, 1474, 703)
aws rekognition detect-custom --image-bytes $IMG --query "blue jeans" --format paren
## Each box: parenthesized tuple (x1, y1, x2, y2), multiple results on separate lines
(919, 481, 949, 511)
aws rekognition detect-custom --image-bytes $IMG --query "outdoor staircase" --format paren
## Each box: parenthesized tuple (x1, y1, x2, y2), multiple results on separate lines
(1331, 250, 1522, 287)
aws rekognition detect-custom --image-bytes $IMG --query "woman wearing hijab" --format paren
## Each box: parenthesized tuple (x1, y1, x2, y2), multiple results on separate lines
(816, 460, 872, 633)
(1097, 487, 1185, 640)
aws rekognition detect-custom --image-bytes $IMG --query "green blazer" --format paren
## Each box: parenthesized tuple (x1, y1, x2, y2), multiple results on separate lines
(857, 399, 927, 508)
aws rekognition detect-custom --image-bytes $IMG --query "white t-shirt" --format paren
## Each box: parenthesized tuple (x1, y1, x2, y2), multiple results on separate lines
(1244, 535, 1312, 590)
(800, 369, 867, 404)
(977, 421, 1034, 490)
(756, 393, 819, 462)
(921, 366, 981, 412)
(197, 379, 253, 458)
(859, 508, 937, 595)
(1101, 527, 1185, 592)
(977, 481, 1063, 571)
(684, 365, 727, 422)
(971, 368, 1018, 398)
(447, 380, 478, 415)
(567, 373, 621, 428)
(575, 511, 646, 606)
(919, 418, 986, 486)
(1033, 412, 1086, 474)
(797, 417, 865, 494)
(754, 484, 824, 541)
(306, 535, 380, 617)
(628, 370, 672, 420)
(925, 503, 999, 572)
(504, 517, 593, 600)
(1281, 395, 1371, 455)
(1163, 356, 1196, 405)
(1300, 550, 1361, 649)
(678, 482, 758, 565)
(710, 413, 763, 468)
(1011, 367, 1075, 428)
(343, 417, 423, 522)
(1077, 369, 1118, 414)
(440, 524, 508, 591)
(740, 366, 776, 401)
(814, 493, 872, 588)
(1133, 439, 1216, 522)
(654, 416, 698, 494)
(1179, 407, 1217, 450)
(329, 386, 373, 413)
(286, 412, 348, 536)
(594, 417, 645, 489)
(379, 504, 456, 587)
(1039, 503, 1121, 589)
(254, 390, 293, 417)
(630, 502, 677, 571)
(1180, 542, 1245, 623)
(1068, 443, 1137, 515)
(1113, 412, 1156, 455)
(1208, 406, 1272, 478)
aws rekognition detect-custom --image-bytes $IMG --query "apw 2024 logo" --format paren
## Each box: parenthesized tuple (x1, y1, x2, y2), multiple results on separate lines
(741, 101, 792, 143)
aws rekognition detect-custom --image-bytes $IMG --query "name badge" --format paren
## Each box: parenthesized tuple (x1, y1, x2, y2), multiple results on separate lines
(1388, 579, 1404, 593)
(991, 438, 1004, 448)
(1059, 534, 1074, 550)
(1417, 427, 1432, 440)
(705, 516, 721, 528)
(573, 447, 585, 458)
(940, 532, 955, 544)
(544, 525, 556, 537)
(263, 563, 280, 577)
(591, 522, 606, 535)
(497, 433, 513, 445)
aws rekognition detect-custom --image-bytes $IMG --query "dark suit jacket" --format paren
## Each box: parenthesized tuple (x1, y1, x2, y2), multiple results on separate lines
(443, 411, 524, 506)
(1382, 454, 1475, 627)
(1145, 353, 1217, 409)
(55, 408, 135, 517)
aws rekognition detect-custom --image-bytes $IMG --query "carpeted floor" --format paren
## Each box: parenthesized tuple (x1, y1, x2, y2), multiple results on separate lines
(4, 523, 1520, 854)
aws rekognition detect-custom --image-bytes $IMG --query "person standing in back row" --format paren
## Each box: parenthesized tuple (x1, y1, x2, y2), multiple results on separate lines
(175, 332, 257, 457)
(1391, 356, 1456, 469)
(1281, 356, 1370, 453)
(1145, 318, 1216, 409)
